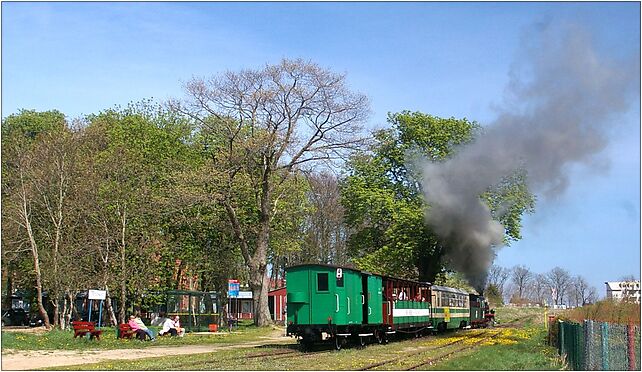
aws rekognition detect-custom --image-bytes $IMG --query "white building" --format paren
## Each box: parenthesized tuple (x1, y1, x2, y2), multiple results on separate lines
(605, 281, 641, 303)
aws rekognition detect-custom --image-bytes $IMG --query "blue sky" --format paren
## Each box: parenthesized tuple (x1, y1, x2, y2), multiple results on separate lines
(3, 2, 640, 298)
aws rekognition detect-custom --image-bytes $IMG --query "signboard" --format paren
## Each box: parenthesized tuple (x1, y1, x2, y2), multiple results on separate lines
(88, 290, 106, 300)
(238, 291, 253, 299)
(228, 279, 240, 298)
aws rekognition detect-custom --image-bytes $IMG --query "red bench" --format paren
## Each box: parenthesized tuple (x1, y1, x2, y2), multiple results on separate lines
(118, 323, 147, 340)
(71, 321, 103, 340)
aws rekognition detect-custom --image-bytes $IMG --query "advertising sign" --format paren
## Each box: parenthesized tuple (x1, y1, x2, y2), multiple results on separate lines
(88, 290, 107, 300)
(228, 279, 240, 298)
(238, 291, 253, 299)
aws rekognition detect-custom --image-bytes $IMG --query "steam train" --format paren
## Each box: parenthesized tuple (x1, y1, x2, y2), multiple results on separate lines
(286, 264, 495, 350)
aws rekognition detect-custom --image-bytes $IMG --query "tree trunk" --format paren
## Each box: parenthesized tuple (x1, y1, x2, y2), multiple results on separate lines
(64, 292, 73, 328)
(104, 289, 118, 326)
(21, 188, 51, 329)
(51, 298, 59, 328)
(119, 275, 127, 323)
(70, 292, 79, 322)
(118, 207, 127, 324)
(59, 295, 68, 330)
(250, 267, 272, 326)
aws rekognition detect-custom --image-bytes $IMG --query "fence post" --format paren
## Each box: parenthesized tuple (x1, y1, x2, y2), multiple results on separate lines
(584, 320, 591, 370)
(572, 323, 577, 370)
(627, 323, 636, 371)
(559, 320, 565, 356)
(601, 322, 609, 370)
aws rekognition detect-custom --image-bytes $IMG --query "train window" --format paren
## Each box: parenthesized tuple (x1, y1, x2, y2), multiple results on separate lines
(317, 273, 329, 291)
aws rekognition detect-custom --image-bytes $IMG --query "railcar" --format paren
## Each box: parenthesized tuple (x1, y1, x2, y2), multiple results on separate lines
(286, 264, 384, 349)
(469, 293, 495, 328)
(430, 285, 470, 331)
(285, 263, 493, 350)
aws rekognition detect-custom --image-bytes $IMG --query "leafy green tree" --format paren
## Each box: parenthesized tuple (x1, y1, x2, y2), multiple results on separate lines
(80, 102, 198, 323)
(341, 111, 534, 284)
(433, 271, 476, 293)
(1, 110, 70, 329)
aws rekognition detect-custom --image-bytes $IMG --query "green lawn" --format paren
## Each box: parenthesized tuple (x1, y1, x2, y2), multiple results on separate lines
(7, 306, 563, 371)
(427, 327, 562, 370)
(2, 325, 281, 351)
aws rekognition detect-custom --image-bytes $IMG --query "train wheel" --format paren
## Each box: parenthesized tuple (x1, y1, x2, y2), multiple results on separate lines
(299, 338, 312, 352)
(375, 330, 383, 344)
(358, 335, 366, 348)
(383, 333, 389, 344)
(334, 336, 343, 351)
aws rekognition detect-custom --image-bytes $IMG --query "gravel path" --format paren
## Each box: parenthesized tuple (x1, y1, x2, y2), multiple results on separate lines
(1, 333, 293, 370)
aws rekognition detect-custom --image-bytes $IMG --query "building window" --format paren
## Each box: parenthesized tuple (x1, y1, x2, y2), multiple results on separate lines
(317, 273, 329, 292)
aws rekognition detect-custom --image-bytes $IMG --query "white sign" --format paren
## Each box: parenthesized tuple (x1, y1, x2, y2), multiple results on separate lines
(237, 291, 253, 299)
(88, 290, 106, 300)
(336, 268, 343, 278)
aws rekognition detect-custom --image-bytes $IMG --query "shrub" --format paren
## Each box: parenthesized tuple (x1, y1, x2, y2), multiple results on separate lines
(558, 299, 640, 325)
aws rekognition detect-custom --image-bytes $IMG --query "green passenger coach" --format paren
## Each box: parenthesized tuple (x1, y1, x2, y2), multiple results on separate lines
(286, 264, 490, 350)
(286, 264, 384, 349)
(430, 285, 470, 331)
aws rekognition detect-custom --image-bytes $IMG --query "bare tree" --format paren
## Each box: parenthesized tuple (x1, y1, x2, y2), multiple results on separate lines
(487, 264, 511, 300)
(171, 59, 369, 325)
(571, 276, 592, 306)
(511, 265, 533, 300)
(528, 273, 549, 305)
(547, 267, 572, 305)
(300, 172, 349, 264)
(586, 286, 598, 304)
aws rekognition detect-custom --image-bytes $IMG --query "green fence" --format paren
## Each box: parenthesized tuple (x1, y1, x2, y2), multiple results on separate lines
(557, 320, 640, 370)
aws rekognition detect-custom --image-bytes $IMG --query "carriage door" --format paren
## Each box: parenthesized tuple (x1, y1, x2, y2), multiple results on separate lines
(361, 275, 370, 324)
(367, 275, 383, 324)
(333, 268, 347, 325)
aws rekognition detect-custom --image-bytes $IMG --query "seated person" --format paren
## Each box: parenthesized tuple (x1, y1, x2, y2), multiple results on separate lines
(159, 316, 178, 337)
(128, 314, 156, 341)
(173, 315, 185, 337)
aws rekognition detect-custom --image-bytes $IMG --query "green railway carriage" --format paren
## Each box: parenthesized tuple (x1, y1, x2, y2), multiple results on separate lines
(430, 285, 470, 331)
(286, 264, 492, 350)
(286, 264, 384, 349)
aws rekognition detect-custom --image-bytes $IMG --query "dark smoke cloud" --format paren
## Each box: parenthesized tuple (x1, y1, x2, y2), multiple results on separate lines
(420, 22, 640, 291)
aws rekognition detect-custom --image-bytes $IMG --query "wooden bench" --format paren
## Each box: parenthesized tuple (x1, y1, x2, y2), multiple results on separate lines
(118, 323, 147, 340)
(71, 321, 103, 340)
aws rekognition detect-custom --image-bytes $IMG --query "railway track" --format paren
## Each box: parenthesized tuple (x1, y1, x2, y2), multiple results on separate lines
(358, 337, 467, 371)
(403, 332, 501, 371)
(358, 323, 515, 371)
(177, 345, 299, 369)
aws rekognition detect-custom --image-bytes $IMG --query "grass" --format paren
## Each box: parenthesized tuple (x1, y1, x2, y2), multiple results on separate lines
(6, 307, 563, 370)
(427, 327, 562, 370)
(1, 324, 280, 351)
(44, 307, 562, 371)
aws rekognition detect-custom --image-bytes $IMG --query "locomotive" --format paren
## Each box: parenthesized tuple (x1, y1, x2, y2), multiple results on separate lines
(286, 264, 494, 350)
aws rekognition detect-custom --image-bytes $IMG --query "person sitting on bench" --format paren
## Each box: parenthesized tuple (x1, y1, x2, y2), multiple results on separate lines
(128, 314, 156, 341)
(159, 316, 178, 337)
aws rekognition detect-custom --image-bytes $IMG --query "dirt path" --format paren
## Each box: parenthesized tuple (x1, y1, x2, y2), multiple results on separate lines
(1, 332, 294, 370)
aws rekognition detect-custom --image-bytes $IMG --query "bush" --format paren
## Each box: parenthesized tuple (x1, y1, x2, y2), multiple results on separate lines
(559, 299, 640, 325)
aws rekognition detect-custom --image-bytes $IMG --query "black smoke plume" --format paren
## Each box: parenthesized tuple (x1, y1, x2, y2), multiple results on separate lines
(420, 22, 640, 292)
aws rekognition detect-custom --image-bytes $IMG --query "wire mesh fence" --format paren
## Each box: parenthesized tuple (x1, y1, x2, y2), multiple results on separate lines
(555, 319, 640, 370)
